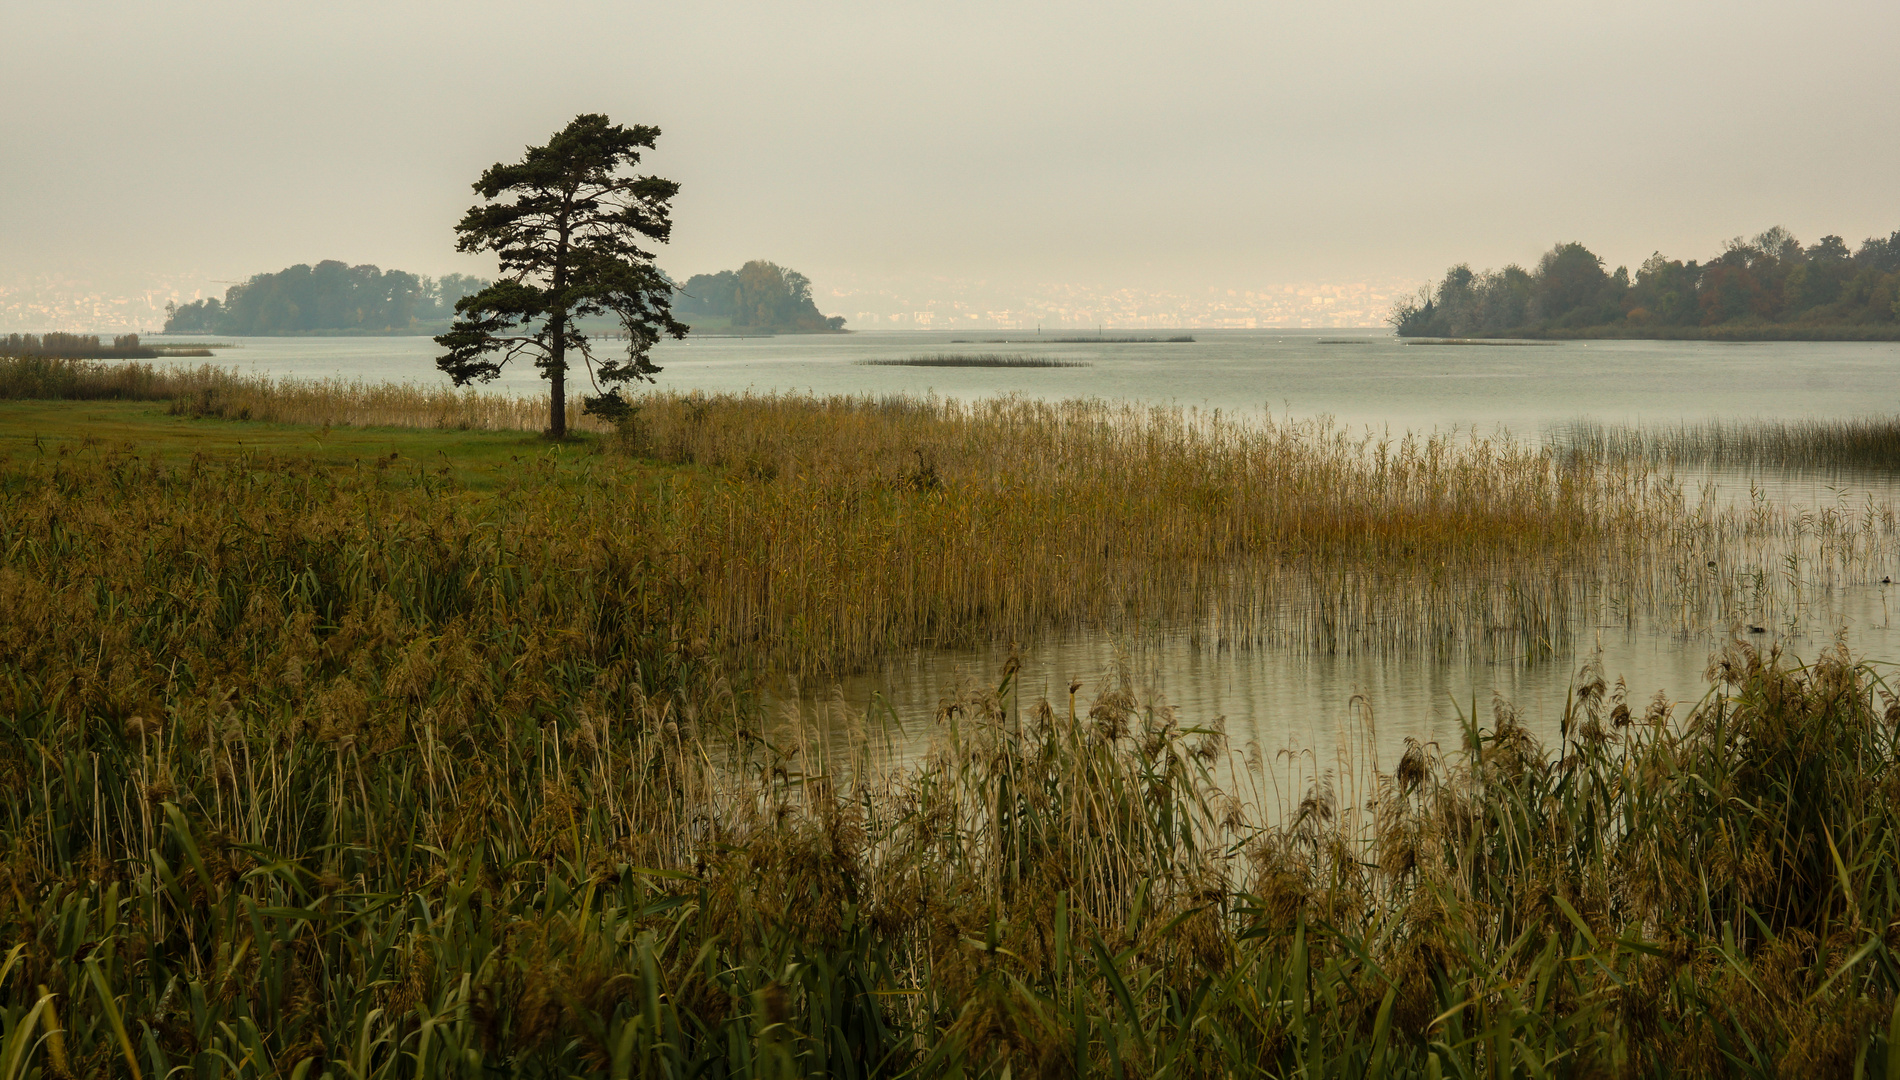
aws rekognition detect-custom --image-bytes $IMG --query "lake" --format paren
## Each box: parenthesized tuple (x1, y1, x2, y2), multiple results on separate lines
(148, 329, 1900, 433)
(147, 329, 1900, 775)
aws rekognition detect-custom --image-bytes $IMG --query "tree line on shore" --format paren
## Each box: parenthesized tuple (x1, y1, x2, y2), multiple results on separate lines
(161, 257, 846, 337)
(163, 262, 492, 335)
(1393, 226, 1900, 338)
(673, 259, 848, 333)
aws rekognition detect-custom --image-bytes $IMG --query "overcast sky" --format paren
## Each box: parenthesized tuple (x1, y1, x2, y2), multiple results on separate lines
(5, 0, 1897, 315)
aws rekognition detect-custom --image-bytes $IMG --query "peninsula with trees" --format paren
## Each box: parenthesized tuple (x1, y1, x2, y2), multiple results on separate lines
(673, 260, 847, 333)
(1393, 227, 1900, 340)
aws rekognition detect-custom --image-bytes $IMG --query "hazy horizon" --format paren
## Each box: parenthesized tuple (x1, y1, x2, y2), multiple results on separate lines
(5, 0, 1896, 331)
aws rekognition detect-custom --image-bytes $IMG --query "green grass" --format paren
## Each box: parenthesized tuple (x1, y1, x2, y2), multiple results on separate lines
(0, 400, 615, 490)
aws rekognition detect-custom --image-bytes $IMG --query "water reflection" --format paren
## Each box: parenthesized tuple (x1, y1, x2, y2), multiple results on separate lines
(777, 462, 1900, 774)
(145, 329, 1900, 436)
(789, 581, 1900, 777)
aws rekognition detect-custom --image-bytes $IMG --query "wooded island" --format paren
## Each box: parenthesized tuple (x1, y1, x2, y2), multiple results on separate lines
(1394, 227, 1900, 339)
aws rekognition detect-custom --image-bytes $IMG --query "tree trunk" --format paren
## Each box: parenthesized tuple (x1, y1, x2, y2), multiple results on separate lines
(548, 310, 567, 438)
(549, 206, 572, 438)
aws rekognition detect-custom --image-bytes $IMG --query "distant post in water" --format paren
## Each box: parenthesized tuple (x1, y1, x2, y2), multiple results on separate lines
(435, 113, 686, 438)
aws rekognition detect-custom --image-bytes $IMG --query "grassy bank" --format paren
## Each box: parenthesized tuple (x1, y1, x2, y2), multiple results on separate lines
(0, 357, 611, 433)
(0, 400, 617, 480)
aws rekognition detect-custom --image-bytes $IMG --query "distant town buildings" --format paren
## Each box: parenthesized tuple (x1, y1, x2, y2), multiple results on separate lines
(836, 280, 1408, 331)
(0, 274, 205, 334)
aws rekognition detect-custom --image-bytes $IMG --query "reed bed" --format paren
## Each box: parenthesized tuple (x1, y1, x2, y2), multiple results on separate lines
(2, 453, 1897, 1076)
(618, 393, 1636, 669)
(950, 336, 1194, 344)
(857, 354, 1092, 368)
(0, 355, 227, 402)
(170, 375, 590, 432)
(1557, 415, 1900, 471)
(1402, 339, 1560, 347)
(5, 392, 1900, 1072)
(615, 392, 1900, 668)
(7, 363, 1897, 669)
(1040, 335, 1194, 343)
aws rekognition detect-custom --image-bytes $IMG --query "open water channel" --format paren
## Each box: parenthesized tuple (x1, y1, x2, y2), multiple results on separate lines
(147, 329, 1900, 777)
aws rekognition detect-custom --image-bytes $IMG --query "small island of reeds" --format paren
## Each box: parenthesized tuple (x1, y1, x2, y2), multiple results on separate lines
(1, 333, 221, 359)
(858, 352, 1091, 367)
(951, 334, 1195, 343)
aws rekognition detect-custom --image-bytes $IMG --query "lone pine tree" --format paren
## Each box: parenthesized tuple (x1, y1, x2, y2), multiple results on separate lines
(435, 113, 686, 437)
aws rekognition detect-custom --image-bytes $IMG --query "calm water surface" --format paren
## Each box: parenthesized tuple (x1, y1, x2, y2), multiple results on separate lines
(150, 330, 1900, 765)
(151, 329, 1900, 433)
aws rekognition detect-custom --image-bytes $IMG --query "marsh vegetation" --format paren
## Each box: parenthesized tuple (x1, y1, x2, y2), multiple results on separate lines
(1, 333, 163, 359)
(1555, 415, 1900, 472)
(857, 354, 1092, 368)
(5, 359, 1900, 1075)
(950, 336, 1195, 344)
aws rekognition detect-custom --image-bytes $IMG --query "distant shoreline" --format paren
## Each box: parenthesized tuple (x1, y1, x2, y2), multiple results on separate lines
(144, 326, 855, 339)
(1401, 325, 1900, 342)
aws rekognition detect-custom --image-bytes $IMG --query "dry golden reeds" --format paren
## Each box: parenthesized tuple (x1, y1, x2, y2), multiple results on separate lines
(3, 382, 1900, 1073)
(8, 363, 1898, 669)
(1555, 415, 1900, 470)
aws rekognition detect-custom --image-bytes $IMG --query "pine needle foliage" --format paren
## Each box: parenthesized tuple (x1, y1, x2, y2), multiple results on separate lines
(436, 113, 686, 438)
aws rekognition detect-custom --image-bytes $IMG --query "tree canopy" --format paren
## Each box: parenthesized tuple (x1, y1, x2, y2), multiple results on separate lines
(435, 113, 685, 438)
(1393, 227, 1900, 339)
(674, 261, 846, 333)
(163, 263, 489, 335)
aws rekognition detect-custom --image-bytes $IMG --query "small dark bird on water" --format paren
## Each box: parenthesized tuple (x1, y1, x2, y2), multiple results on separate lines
(1884, 576, 1892, 584)
(1748, 625, 1766, 634)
